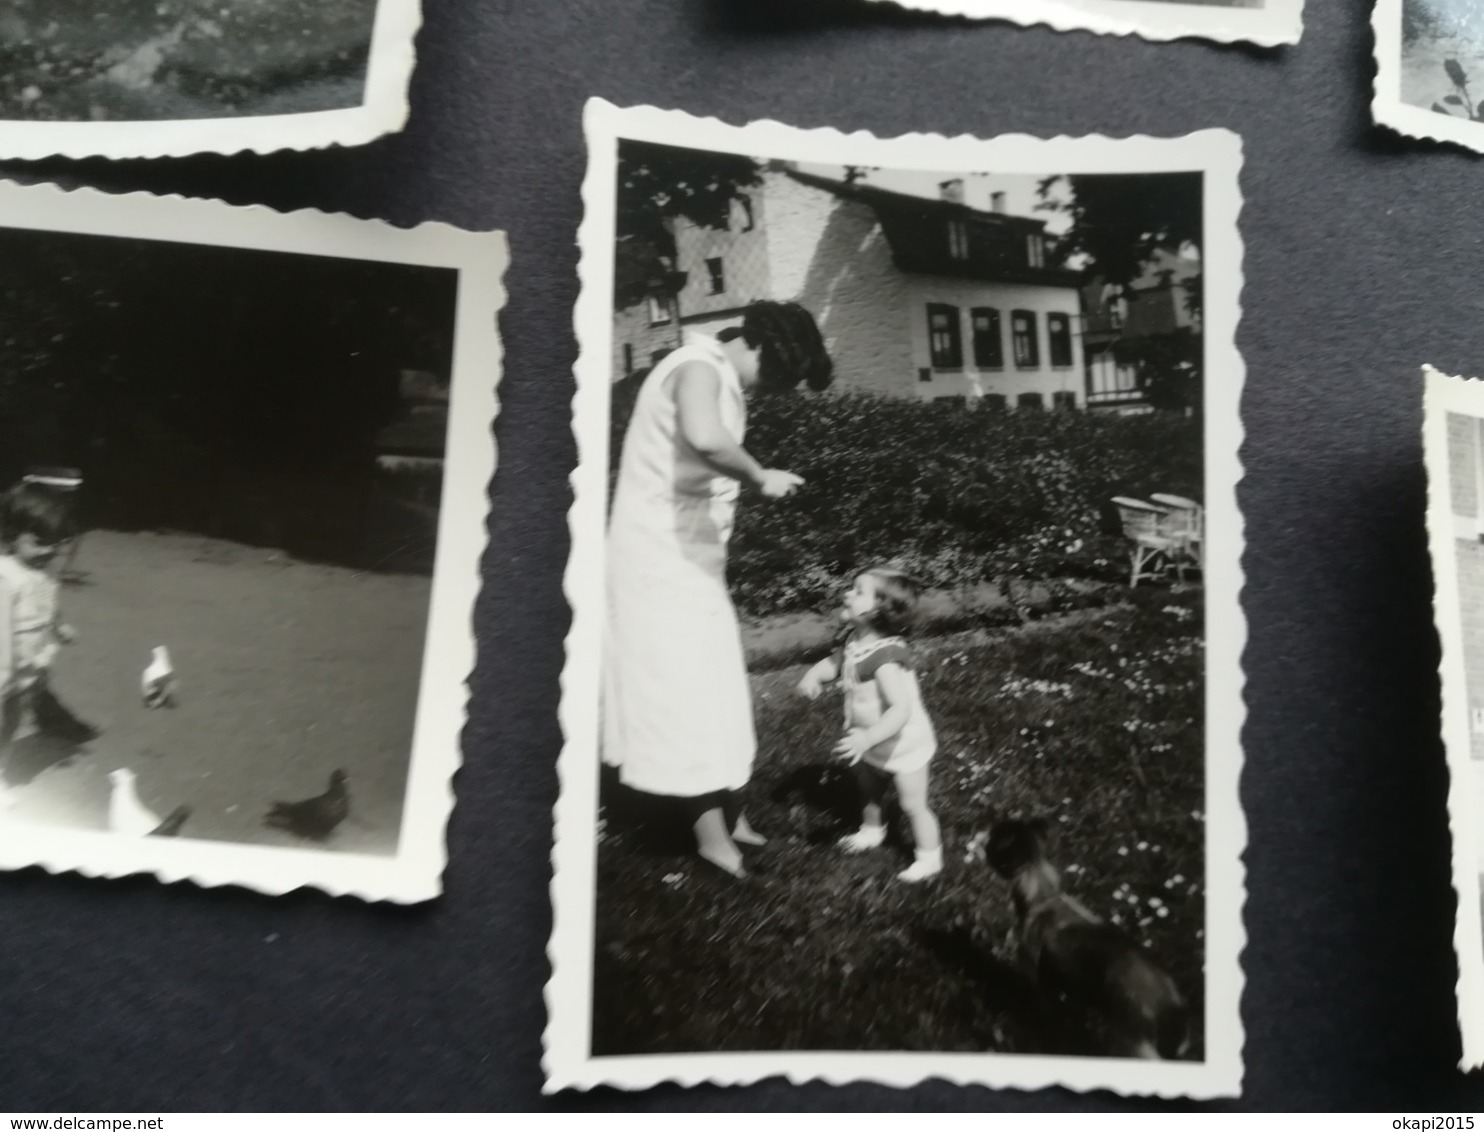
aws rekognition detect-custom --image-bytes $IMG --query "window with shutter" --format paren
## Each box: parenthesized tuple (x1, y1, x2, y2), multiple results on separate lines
(927, 303, 962, 368)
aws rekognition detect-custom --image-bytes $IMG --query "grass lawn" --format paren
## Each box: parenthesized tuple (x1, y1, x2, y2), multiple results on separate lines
(593, 585, 1205, 1059)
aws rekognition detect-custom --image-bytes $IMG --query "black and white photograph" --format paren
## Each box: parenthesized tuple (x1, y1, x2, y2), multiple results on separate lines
(1423, 366, 1484, 1068)
(1372, 0, 1484, 150)
(863, 0, 1302, 46)
(0, 0, 419, 159)
(548, 101, 1245, 1096)
(0, 182, 504, 902)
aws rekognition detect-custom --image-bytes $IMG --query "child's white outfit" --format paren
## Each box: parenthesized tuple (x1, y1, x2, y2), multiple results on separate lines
(840, 635, 937, 773)
(833, 634, 943, 880)
(0, 554, 64, 805)
(0, 555, 62, 693)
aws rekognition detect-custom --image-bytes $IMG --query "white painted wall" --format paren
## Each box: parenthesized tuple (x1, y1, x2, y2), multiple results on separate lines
(760, 174, 914, 398)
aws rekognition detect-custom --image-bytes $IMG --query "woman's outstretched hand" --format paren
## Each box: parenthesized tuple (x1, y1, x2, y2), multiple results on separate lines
(756, 469, 804, 498)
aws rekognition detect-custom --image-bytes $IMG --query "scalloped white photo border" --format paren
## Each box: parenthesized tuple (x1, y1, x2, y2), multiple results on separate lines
(1422, 366, 1484, 1068)
(0, 0, 419, 160)
(1372, 0, 1484, 152)
(863, 0, 1301, 47)
(548, 98, 1247, 1097)
(0, 179, 506, 903)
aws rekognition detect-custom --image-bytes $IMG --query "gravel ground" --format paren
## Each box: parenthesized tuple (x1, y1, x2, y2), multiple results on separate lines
(0, 528, 431, 857)
(0, 0, 378, 121)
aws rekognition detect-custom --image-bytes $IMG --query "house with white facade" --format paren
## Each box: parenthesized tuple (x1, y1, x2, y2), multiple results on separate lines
(613, 166, 1087, 410)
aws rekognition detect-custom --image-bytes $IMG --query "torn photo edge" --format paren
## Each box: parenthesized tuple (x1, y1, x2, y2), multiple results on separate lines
(1423, 365, 1484, 1068)
(861, 0, 1301, 47)
(0, 0, 419, 160)
(546, 97, 1248, 1098)
(0, 178, 506, 904)
(1371, 0, 1484, 153)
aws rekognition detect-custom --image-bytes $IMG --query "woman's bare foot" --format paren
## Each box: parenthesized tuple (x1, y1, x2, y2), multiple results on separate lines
(698, 846, 748, 879)
(732, 813, 767, 846)
(694, 806, 747, 877)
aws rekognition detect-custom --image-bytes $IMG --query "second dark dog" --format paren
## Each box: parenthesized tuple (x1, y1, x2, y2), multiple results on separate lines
(977, 816, 1190, 1060)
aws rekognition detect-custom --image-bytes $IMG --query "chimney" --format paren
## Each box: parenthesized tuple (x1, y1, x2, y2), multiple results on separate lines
(938, 178, 965, 204)
(989, 191, 1007, 214)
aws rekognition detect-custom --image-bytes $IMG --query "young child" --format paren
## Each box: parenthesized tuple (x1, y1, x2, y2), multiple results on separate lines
(798, 567, 944, 882)
(0, 482, 79, 759)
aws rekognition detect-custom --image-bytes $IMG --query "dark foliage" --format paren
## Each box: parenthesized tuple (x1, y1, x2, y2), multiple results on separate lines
(608, 382, 1199, 615)
(1039, 173, 1205, 419)
(615, 139, 761, 250)
(0, 229, 456, 571)
(1111, 327, 1203, 414)
(1039, 173, 1203, 298)
(614, 140, 761, 309)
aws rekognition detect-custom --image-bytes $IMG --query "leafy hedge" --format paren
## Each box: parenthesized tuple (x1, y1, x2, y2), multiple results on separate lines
(609, 376, 1201, 616)
(728, 391, 1201, 615)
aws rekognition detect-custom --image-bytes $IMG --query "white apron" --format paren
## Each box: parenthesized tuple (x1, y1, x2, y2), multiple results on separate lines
(602, 333, 755, 797)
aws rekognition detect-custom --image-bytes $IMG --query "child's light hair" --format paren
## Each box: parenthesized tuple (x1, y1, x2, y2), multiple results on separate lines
(860, 566, 925, 637)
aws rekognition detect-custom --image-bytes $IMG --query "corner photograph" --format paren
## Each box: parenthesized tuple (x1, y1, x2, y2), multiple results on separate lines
(0, 182, 504, 902)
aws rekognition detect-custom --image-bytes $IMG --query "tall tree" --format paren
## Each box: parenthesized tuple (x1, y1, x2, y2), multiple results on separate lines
(616, 140, 761, 251)
(614, 141, 760, 318)
(1039, 173, 1204, 413)
(1039, 172, 1202, 292)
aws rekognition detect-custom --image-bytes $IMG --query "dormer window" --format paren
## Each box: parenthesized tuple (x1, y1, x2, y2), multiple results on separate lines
(1026, 234, 1046, 269)
(948, 219, 969, 261)
(705, 257, 725, 295)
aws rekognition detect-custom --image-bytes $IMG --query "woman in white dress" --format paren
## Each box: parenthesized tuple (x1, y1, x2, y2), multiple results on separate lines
(603, 301, 833, 878)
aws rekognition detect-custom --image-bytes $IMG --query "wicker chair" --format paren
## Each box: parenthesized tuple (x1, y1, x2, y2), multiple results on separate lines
(1112, 496, 1182, 588)
(1150, 493, 1203, 578)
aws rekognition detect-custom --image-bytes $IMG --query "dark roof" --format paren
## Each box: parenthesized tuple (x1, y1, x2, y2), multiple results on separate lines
(784, 169, 1082, 288)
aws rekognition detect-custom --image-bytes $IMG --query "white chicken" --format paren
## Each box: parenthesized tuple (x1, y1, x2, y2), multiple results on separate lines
(108, 768, 160, 836)
(107, 768, 189, 838)
(141, 646, 176, 709)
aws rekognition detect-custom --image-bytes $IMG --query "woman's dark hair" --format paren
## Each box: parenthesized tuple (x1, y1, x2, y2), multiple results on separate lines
(862, 566, 925, 637)
(717, 301, 833, 393)
(0, 482, 78, 548)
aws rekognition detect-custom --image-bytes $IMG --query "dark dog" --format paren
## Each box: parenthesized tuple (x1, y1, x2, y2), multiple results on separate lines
(974, 817, 1190, 1060)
